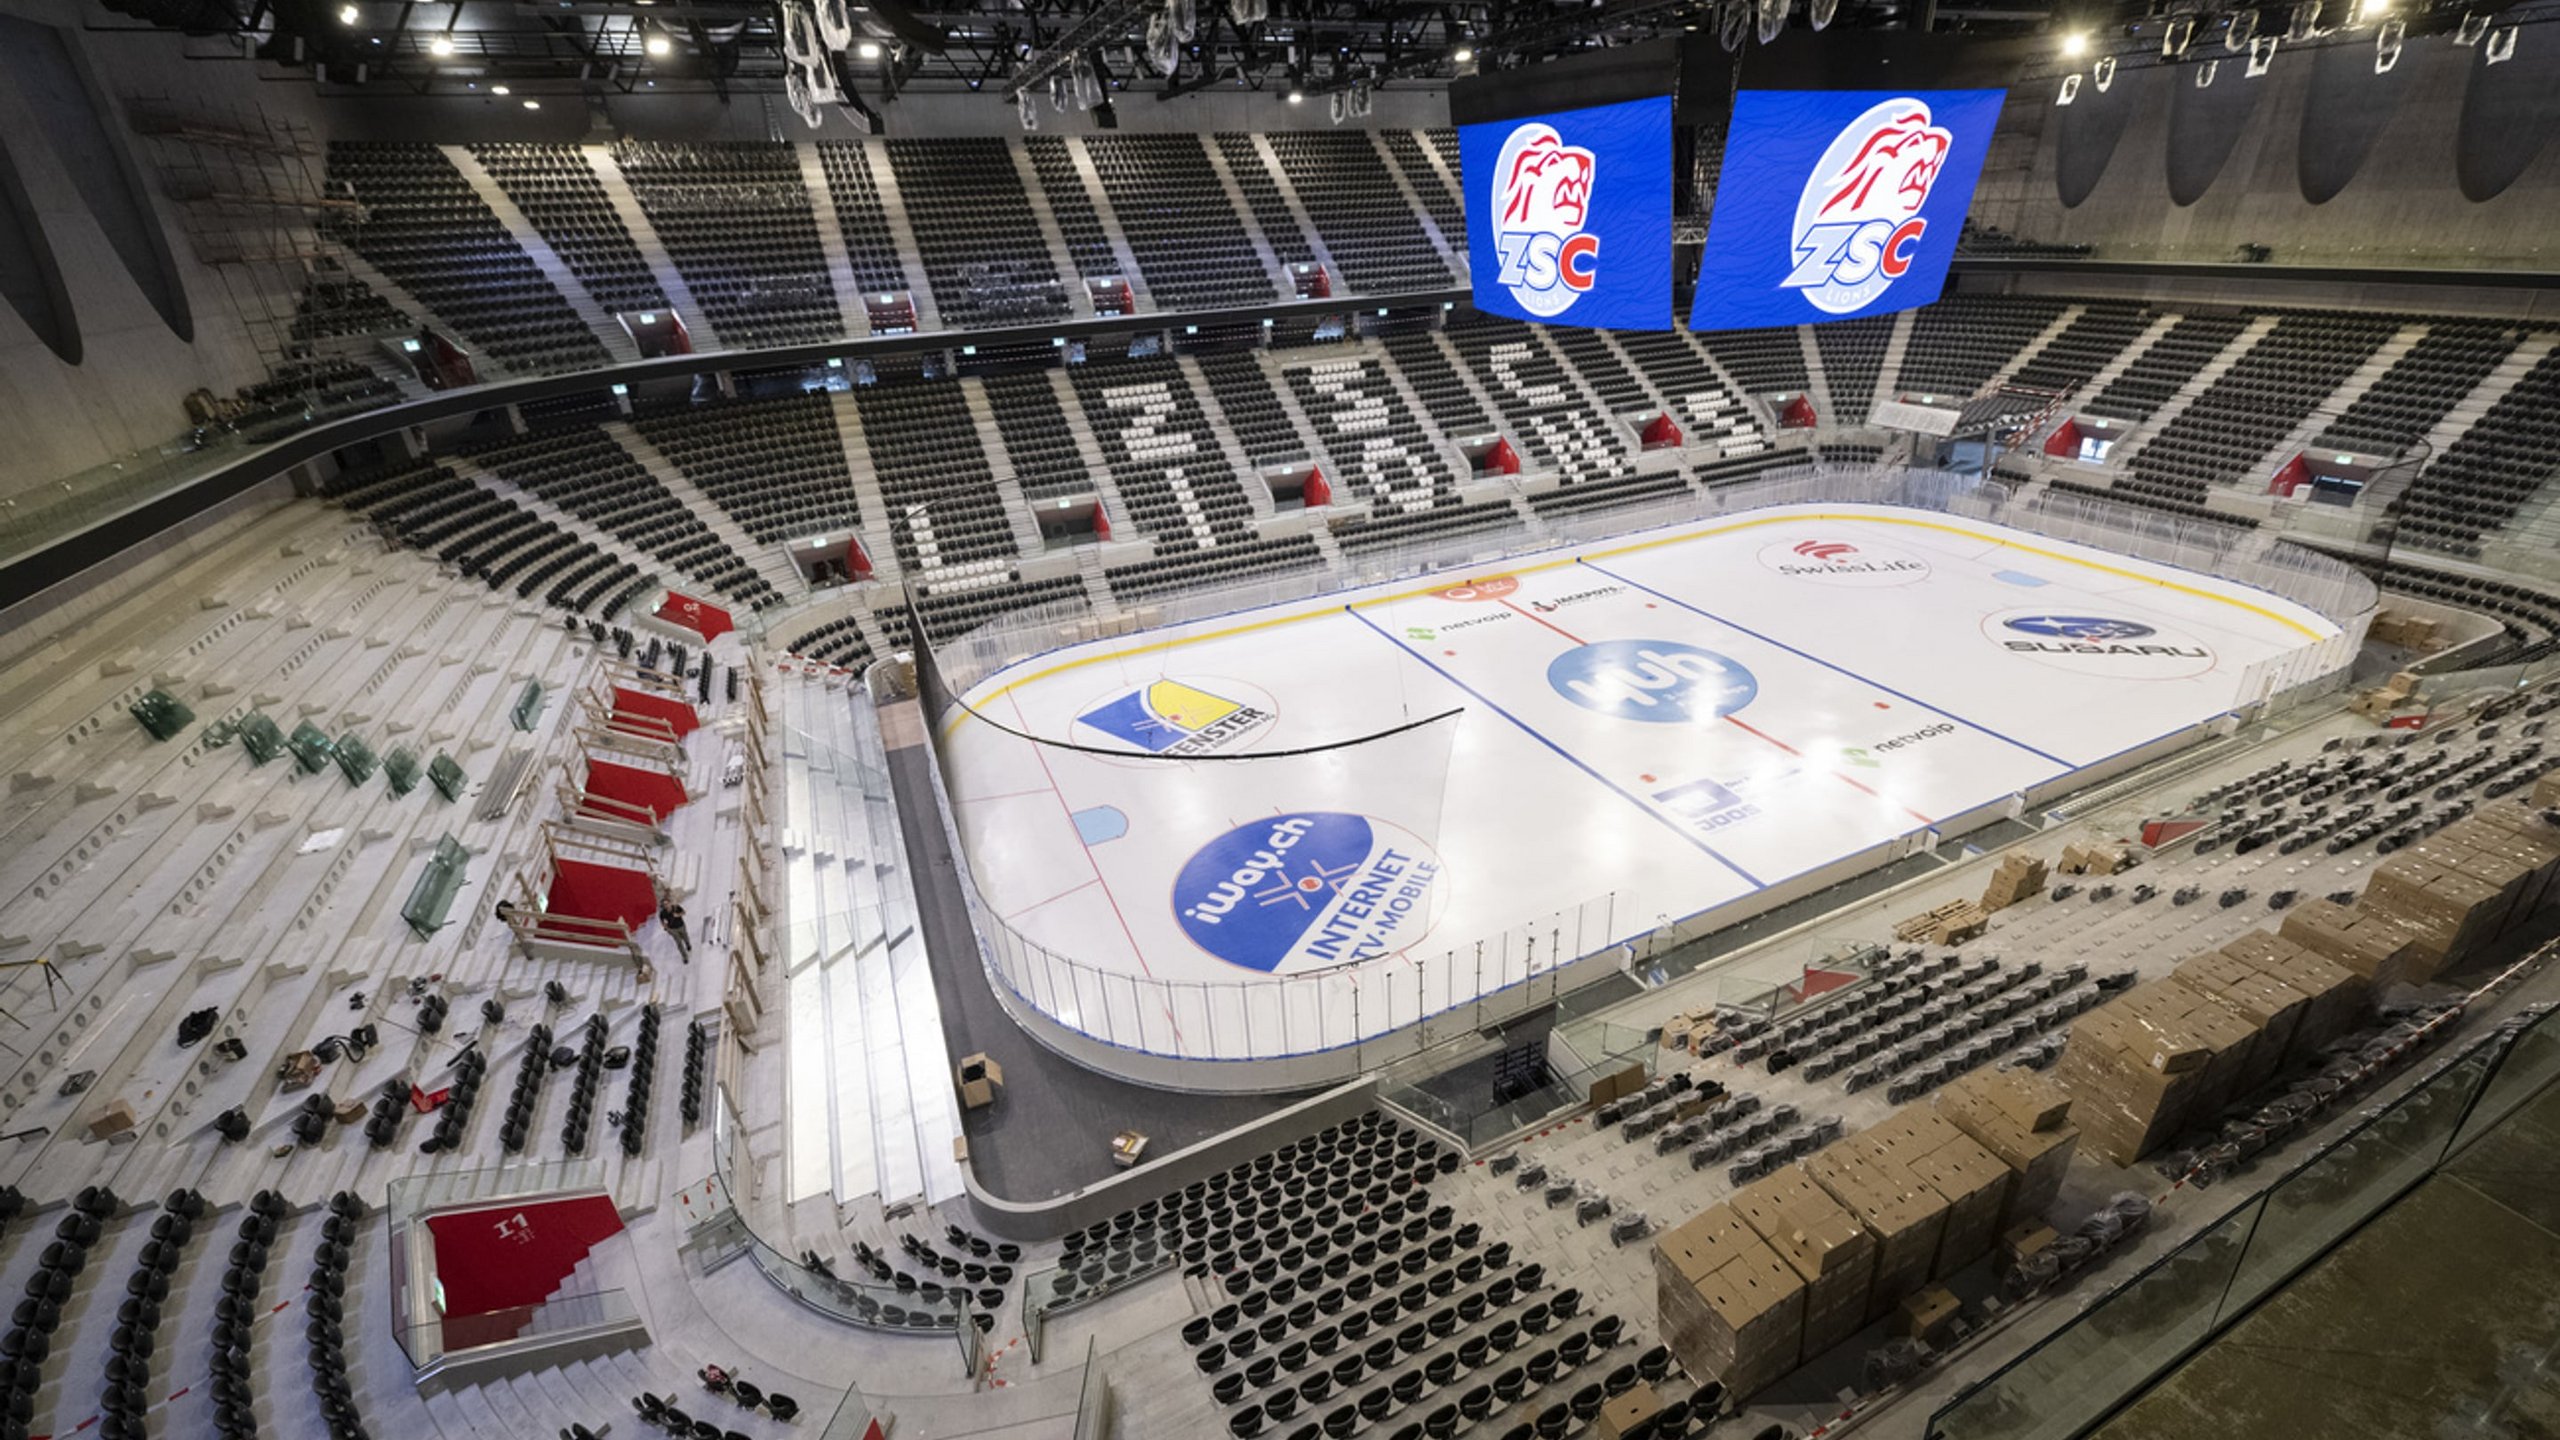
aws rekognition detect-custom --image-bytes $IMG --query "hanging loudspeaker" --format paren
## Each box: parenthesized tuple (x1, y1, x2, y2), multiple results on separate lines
(1809, 0, 1837, 29)
(2057, 73, 2082, 105)
(782, 3, 822, 67)
(816, 0, 855, 54)
(2093, 54, 2116, 89)
(1756, 0, 1786, 45)
(2247, 34, 2279, 74)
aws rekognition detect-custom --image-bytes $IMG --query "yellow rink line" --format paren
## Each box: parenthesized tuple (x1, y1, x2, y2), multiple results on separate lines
(941, 508, 2332, 736)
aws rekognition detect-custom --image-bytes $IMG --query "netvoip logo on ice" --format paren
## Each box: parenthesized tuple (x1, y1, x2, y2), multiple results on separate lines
(1173, 812, 1445, 975)
(1992, 611, 2216, 679)
(1549, 640, 1758, 724)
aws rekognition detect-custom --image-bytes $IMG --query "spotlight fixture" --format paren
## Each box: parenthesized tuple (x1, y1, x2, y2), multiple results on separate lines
(337, 2, 358, 22)
(1286, 88, 1304, 103)
(524, 98, 541, 108)
(2061, 30, 2088, 57)
(2356, 0, 2389, 18)
(858, 39, 883, 58)
(1452, 45, 1474, 63)
(492, 83, 511, 94)
(645, 33, 671, 57)
(429, 34, 453, 56)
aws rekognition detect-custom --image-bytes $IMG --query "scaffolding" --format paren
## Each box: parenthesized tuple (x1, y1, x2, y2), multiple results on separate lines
(126, 95, 407, 426)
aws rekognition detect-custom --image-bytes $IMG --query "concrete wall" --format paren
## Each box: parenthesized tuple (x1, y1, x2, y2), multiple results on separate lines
(1972, 29, 2560, 271)
(0, 2, 315, 500)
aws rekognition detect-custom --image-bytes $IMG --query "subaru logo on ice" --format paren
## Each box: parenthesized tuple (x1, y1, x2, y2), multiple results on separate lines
(1172, 812, 1446, 975)
(1491, 123, 1599, 318)
(2003, 615, 2158, 642)
(1783, 98, 1954, 315)
(1548, 640, 1758, 724)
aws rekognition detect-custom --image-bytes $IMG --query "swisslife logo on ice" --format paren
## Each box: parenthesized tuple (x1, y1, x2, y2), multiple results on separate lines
(1757, 536, 1933, 587)
(1991, 611, 2217, 679)
(1490, 123, 1599, 318)
(1549, 640, 1758, 724)
(1173, 813, 1447, 975)
(1460, 95, 1672, 330)
(1690, 88, 2005, 331)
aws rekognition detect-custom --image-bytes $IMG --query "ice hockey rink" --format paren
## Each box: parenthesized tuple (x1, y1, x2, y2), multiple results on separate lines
(938, 503, 2342, 1059)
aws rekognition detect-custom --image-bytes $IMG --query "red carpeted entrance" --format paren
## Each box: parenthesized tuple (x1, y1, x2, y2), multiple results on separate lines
(654, 590, 735, 642)
(583, 759, 689, 822)
(611, 686, 700, 740)
(427, 1194, 624, 1350)
(546, 857, 658, 930)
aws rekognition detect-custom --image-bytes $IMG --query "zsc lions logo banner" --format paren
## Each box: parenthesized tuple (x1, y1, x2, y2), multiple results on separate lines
(1173, 812, 1447, 975)
(1490, 124, 1597, 318)
(1461, 94, 1673, 330)
(1690, 88, 2005, 331)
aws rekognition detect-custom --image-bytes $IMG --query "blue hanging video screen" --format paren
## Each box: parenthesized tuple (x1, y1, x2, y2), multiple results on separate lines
(1459, 93, 1675, 331)
(1690, 88, 2006, 331)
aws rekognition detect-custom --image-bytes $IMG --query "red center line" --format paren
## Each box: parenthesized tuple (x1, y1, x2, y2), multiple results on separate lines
(1723, 715, 1935, 827)
(1498, 597, 1586, 646)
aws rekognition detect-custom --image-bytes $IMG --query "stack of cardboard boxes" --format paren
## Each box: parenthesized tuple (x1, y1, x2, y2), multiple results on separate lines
(2368, 609, 2445, 653)
(1935, 1068, 2080, 1221)
(1654, 1204, 1807, 1401)
(2214, 931, 2367, 1063)
(2536, 769, 2560, 809)
(2052, 976, 2259, 1166)
(1653, 1093, 2062, 1401)
(1893, 898, 1990, 946)
(1730, 1166, 1878, 1359)
(2278, 898, 2425, 992)
(2348, 670, 2425, 723)
(2353, 800, 2560, 981)
(2057, 840, 2131, 876)
(1979, 853, 2048, 913)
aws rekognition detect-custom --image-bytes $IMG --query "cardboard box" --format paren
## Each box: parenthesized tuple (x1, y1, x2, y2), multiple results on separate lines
(2172, 948, 2311, 1093)
(956, 1053, 1004, 1110)
(1596, 1383, 1662, 1440)
(1806, 1141, 1947, 1320)
(1731, 1165, 1879, 1360)
(2001, 1222, 2058, 1269)
(1654, 1204, 1762, 1290)
(2280, 900, 2420, 992)
(87, 1099, 136, 1142)
(1936, 1071, 2079, 1226)
(1589, 1061, 1648, 1107)
(1903, 1131, 2012, 1278)
(1657, 1211, 1806, 1401)
(2533, 768, 2560, 809)
(2055, 979, 2260, 1166)
(1980, 854, 2048, 913)
(1897, 1284, 1961, 1346)
(2219, 930, 2367, 1061)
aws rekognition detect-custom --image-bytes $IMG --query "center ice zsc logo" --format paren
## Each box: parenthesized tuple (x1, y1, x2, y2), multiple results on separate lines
(1549, 640, 1758, 724)
(1173, 812, 1446, 975)
(1783, 98, 1955, 315)
(1491, 123, 1599, 319)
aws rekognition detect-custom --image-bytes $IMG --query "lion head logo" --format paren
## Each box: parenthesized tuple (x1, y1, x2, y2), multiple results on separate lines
(1491, 123, 1600, 318)
(1785, 98, 1957, 315)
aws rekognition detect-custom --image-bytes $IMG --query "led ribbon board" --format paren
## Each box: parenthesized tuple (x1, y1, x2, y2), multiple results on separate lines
(1690, 88, 2005, 330)
(1460, 94, 1676, 330)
